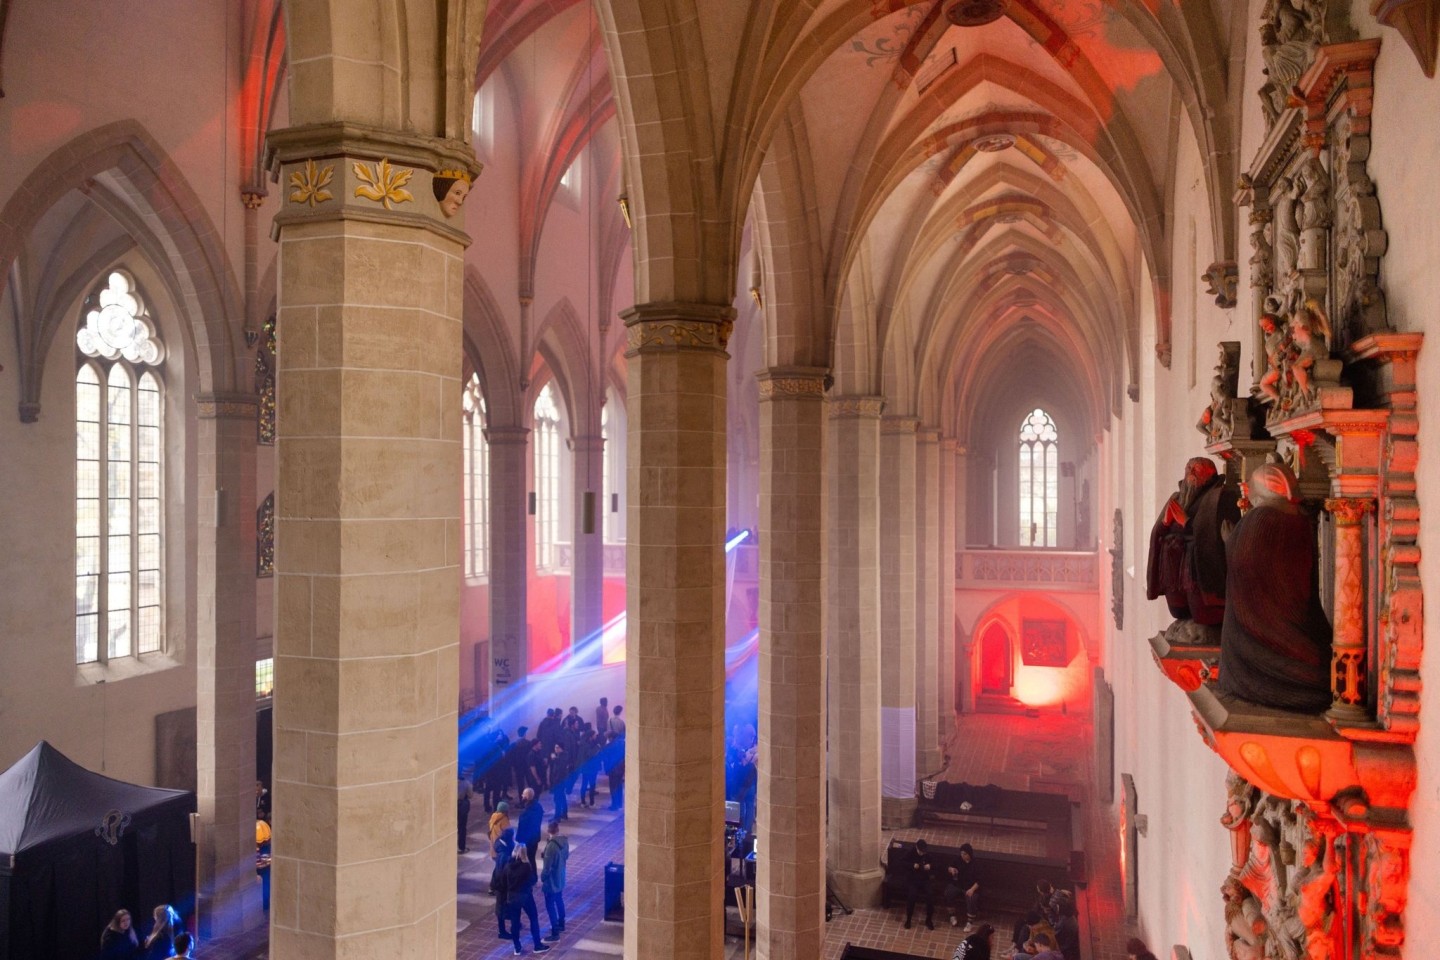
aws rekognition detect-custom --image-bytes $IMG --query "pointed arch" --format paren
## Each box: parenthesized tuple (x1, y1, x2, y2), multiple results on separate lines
(464, 266, 522, 429)
(0, 120, 244, 410)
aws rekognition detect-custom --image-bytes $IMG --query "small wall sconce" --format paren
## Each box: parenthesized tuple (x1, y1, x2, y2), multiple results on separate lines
(617, 194, 632, 230)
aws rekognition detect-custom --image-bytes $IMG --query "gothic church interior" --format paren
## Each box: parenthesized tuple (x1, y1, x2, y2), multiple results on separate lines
(1, 0, 1438, 958)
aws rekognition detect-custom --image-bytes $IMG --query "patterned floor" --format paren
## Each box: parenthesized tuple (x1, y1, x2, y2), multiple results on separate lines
(207, 710, 1132, 959)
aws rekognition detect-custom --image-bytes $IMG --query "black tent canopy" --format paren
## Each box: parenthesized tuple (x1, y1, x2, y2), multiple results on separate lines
(0, 741, 194, 960)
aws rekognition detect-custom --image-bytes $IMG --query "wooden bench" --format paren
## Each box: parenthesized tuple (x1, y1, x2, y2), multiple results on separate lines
(840, 944, 935, 960)
(916, 782, 1077, 864)
(879, 839, 1073, 914)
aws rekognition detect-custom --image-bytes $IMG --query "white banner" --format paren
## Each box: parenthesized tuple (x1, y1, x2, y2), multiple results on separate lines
(881, 706, 917, 798)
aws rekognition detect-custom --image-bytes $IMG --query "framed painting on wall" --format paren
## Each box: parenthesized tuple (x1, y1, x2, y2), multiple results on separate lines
(1020, 618, 1068, 666)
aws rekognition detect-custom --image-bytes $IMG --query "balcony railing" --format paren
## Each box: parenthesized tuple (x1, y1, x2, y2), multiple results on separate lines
(957, 549, 1098, 591)
(551, 542, 627, 576)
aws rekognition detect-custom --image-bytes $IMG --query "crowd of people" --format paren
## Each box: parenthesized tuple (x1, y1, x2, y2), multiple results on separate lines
(99, 905, 192, 960)
(457, 697, 626, 955)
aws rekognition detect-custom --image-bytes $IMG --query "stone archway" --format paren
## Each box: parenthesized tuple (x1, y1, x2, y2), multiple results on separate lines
(978, 620, 1014, 697)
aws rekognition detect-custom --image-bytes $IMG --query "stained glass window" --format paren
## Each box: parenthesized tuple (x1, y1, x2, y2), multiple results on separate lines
(256, 314, 276, 444)
(1018, 408, 1059, 548)
(76, 271, 165, 663)
(534, 382, 561, 569)
(257, 493, 275, 577)
(256, 657, 275, 698)
(463, 374, 490, 579)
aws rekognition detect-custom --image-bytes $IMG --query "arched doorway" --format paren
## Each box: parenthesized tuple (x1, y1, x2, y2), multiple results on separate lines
(978, 622, 1013, 696)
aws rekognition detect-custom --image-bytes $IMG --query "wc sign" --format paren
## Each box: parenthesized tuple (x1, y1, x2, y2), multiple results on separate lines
(493, 635, 517, 685)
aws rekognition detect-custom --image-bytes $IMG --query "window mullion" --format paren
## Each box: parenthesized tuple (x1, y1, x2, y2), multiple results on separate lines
(97, 373, 110, 665)
(130, 382, 141, 653)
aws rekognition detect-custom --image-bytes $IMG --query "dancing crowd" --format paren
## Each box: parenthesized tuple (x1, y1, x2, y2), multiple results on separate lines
(458, 698, 627, 955)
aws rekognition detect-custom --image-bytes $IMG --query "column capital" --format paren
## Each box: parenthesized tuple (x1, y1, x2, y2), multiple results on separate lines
(916, 427, 942, 444)
(485, 426, 531, 445)
(880, 416, 920, 435)
(940, 436, 960, 452)
(267, 121, 479, 243)
(196, 394, 259, 420)
(621, 301, 736, 355)
(826, 395, 885, 420)
(756, 366, 828, 402)
(1325, 498, 1376, 525)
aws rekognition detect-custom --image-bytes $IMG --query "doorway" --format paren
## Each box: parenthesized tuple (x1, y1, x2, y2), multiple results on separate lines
(979, 622, 1013, 696)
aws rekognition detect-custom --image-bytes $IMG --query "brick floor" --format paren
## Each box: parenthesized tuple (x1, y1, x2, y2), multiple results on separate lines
(206, 711, 1132, 960)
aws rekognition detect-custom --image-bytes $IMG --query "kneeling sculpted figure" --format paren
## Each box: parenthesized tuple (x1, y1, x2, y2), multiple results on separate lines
(1218, 462, 1333, 711)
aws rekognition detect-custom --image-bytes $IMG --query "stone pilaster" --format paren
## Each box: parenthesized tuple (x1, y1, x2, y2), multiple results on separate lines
(825, 396, 885, 908)
(622, 303, 731, 960)
(879, 417, 918, 827)
(195, 395, 261, 939)
(486, 428, 530, 700)
(914, 429, 942, 776)
(571, 434, 606, 665)
(755, 368, 827, 960)
(938, 438, 958, 737)
(270, 126, 472, 960)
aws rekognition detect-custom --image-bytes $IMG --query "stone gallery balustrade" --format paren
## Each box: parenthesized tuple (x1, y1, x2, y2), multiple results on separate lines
(956, 549, 1099, 591)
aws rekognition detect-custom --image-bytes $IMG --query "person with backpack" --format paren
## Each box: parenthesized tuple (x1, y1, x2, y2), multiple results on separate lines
(540, 819, 570, 941)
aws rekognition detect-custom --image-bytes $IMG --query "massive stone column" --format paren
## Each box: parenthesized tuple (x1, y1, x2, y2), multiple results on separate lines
(826, 396, 885, 908)
(955, 445, 976, 714)
(195, 396, 261, 938)
(270, 131, 472, 959)
(622, 303, 730, 960)
(938, 438, 958, 736)
(756, 369, 827, 960)
(571, 433, 606, 665)
(914, 429, 942, 777)
(879, 417, 918, 826)
(487, 428, 530, 701)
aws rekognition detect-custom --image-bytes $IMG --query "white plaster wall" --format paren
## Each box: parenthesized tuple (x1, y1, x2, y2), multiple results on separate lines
(1362, 2, 1440, 949)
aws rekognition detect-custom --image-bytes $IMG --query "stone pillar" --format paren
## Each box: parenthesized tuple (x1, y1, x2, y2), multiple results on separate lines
(825, 396, 885, 908)
(487, 428, 530, 701)
(270, 132, 471, 959)
(755, 368, 827, 960)
(879, 417, 918, 827)
(1326, 497, 1376, 722)
(914, 429, 942, 776)
(938, 438, 958, 738)
(195, 396, 261, 938)
(571, 434, 606, 665)
(955, 445, 976, 714)
(622, 303, 731, 960)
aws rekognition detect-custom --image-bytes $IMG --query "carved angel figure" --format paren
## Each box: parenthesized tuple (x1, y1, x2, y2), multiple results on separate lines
(1257, 305, 1292, 405)
(1223, 876, 1270, 960)
(1288, 300, 1331, 402)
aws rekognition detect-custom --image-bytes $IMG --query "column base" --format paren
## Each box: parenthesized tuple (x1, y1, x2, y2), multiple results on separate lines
(201, 878, 264, 941)
(881, 796, 917, 829)
(829, 867, 885, 909)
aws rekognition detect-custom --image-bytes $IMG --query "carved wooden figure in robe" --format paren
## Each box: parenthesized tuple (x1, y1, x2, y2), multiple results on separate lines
(1146, 458, 1240, 627)
(1218, 463, 1333, 712)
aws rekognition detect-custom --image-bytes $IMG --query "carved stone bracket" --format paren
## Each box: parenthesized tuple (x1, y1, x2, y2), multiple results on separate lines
(1204, 261, 1240, 308)
(1372, 0, 1440, 77)
(196, 394, 259, 421)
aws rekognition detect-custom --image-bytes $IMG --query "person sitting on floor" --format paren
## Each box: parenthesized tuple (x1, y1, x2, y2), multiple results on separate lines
(1127, 937, 1160, 960)
(954, 922, 996, 960)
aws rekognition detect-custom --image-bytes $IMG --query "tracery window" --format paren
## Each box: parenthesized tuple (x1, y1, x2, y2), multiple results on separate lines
(1018, 407, 1059, 548)
(533, 382, 561, 570)
(463, 374, 490, 579)
(75, 271, 165, 663)
(601, 401, 614, 544)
